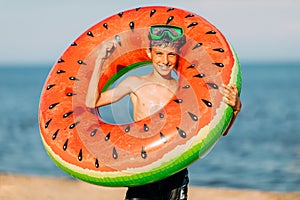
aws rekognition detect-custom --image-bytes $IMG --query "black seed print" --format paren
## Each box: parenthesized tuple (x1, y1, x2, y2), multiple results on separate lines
(125, 126, 130, 133)
(206, 30, 216, 34)
(188, 112, 198, 121)
(63, 111, 73, 118)
(187, 22, 198, 28)
(150, 9, 156, 17)
(87, 31, 94, 37)
(144, 124, 149, 132)
(103, 23, 108, 29)
(118, 12, 123, 17)
(185, 14, 194, 18)
(187, 64, 195, 69)
(159, 113, 164, 118)
(90, 129, 98, 137)
(66, 93, 76, 97)
(202, 99, 212, 107)
(112, 147, 118, 159)
(166, 16, 174, 24)
(129, 21, 134, 32)
(174, 99, 183, 103)
(213, 48, 225, 53)
(207, 83, 219, 89)
(105, 132, 111, 141)
(52, 129, 59, 140)
(193, 73, 205, 78)
(71, 42, 77, 46)
(160, 132, 167, 143)
(115, 35, 121, 46)
(95, 159, 99, 168)
(46, 84, 55, 90)
(63, 139, 68, 151)
(213, 63, 224, 68)
(177, 127, 186, 138)
(69, 121, 80, 129)
(57, 59, 64, 63)
(69, 76, 79, 81)
(136, 7, 141, 11)
(77, 60, 86, 65)
(78, 149, 83, 161)
(141, 146, 147, 159)
(45, 119, 52, 128)
(192, 43, 203, 50)
(167, 8, 174, 12)
(56, 70, 65, 74)
(49, 102, 59, 109)
(182, 85, 190, 89)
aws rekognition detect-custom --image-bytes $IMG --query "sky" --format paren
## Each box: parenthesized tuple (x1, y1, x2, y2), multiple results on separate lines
(0, 0, 299, 65)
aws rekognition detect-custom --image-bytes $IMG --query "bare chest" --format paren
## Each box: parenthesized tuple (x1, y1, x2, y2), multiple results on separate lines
(130, 84, 176, 120)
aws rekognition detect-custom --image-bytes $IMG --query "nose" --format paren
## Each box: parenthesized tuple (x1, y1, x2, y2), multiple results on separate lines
(162, 54, 169, 65)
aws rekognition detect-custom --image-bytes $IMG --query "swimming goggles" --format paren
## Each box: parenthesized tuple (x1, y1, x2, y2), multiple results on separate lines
(149, 25, 184, 41)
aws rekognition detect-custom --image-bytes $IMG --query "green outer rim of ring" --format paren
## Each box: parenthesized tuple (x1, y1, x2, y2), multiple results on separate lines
(44, 51, 242, 187)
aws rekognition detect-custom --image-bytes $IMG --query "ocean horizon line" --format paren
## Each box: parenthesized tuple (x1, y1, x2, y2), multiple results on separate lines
(0, 59, 299, 69)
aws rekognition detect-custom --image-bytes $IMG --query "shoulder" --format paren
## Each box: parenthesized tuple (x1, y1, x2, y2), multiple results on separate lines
(122, 75, 143, 85)
(118, 75, 145, 90)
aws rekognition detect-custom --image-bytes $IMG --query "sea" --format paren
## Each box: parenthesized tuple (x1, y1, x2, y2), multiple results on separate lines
(0, 61, 299, 192)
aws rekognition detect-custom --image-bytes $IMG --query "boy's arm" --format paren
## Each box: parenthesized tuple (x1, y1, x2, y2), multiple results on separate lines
(221, 84, 242, 136)
(85, 41, 116, 108)
(85, 40, 136, 108)
(93, 77, 134, 107)
(85, 58, 105, 108)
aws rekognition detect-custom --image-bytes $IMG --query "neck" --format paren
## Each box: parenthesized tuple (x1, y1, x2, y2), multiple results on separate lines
(150, 70, 173, 83)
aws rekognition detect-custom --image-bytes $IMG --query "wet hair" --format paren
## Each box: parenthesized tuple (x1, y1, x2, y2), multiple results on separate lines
(148, 31, 186, 51)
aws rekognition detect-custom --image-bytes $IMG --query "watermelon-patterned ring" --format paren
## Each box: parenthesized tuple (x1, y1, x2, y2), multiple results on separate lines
(39, 6, 241, 187)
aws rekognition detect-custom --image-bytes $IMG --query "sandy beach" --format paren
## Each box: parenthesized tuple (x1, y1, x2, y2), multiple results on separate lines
(0, 173, 299, 200)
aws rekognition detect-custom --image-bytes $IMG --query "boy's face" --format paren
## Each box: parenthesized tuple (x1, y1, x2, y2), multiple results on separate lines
(147, 45, 179, 77)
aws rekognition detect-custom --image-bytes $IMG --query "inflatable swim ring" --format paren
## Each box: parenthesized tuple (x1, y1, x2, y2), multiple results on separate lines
(39, 6, 241, 187)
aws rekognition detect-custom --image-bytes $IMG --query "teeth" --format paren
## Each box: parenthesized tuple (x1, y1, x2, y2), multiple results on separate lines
(159, 65, 169, 70)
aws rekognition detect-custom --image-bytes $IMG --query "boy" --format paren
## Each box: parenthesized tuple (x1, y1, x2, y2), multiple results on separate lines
(86, 25, 241, 200)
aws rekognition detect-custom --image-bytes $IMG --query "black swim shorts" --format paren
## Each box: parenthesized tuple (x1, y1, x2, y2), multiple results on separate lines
(125, 168, 189, 200)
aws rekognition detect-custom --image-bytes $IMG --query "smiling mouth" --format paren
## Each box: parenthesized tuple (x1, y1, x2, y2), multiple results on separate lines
(158, 64, 170, 70)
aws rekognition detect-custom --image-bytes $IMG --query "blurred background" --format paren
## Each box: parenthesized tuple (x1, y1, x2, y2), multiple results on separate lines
(0, 0, 299, 192)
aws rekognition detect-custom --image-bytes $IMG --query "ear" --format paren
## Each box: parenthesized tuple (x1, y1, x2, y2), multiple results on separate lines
(146, 48, 152, 59)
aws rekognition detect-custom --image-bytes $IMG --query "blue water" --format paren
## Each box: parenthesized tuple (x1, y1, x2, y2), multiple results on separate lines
(0, 62, 299, 192)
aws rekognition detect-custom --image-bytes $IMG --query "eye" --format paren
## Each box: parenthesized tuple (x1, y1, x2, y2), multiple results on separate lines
(168, 52, 177, 57)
